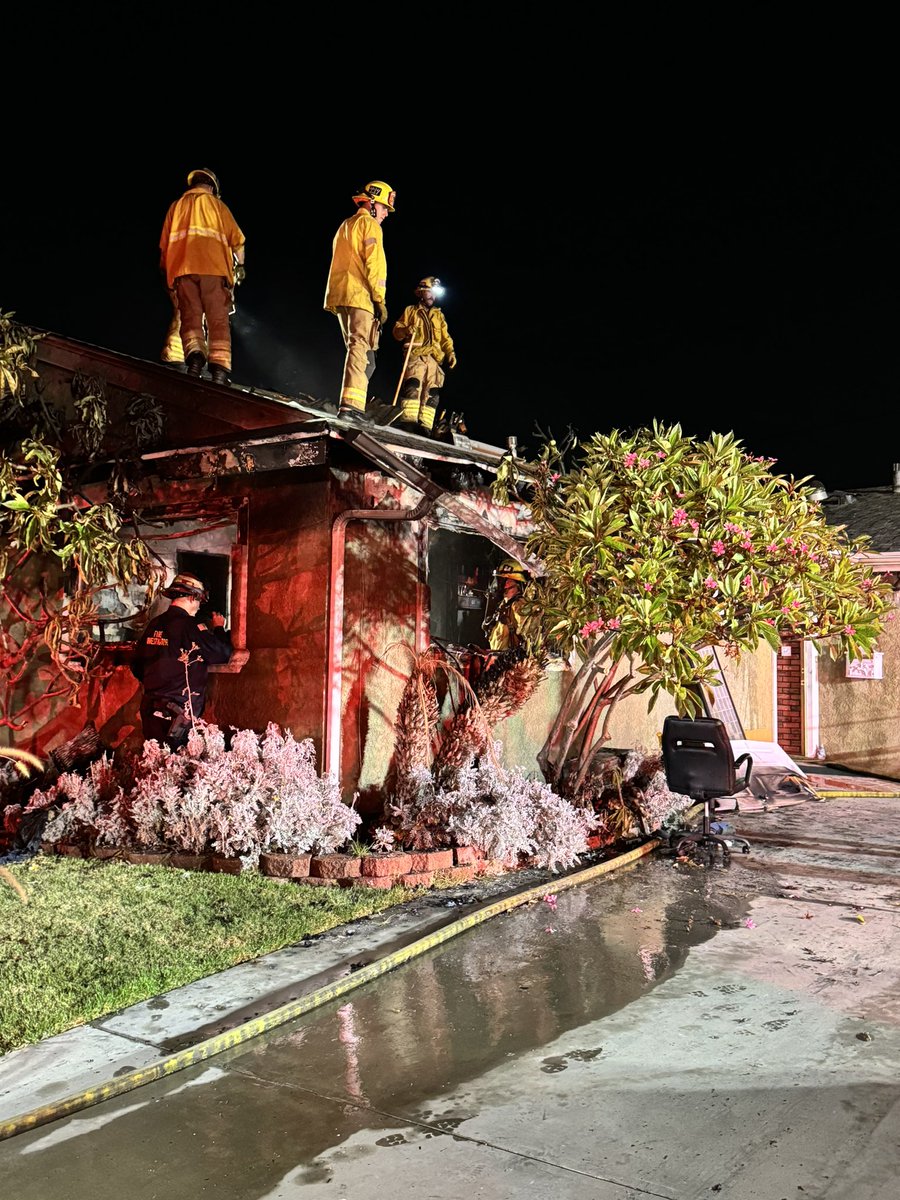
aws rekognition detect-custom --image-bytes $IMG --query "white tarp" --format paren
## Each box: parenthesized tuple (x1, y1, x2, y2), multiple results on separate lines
(726, 739, 819, 811)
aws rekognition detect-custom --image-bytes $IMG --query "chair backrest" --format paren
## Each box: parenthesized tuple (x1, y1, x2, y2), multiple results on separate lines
(661, 716, 737, 800)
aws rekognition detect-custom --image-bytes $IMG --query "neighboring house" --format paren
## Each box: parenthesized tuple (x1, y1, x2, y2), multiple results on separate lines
(776, 475, 900, 779)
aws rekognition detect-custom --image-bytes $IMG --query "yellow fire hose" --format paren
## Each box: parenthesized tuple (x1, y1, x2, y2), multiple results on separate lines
(0, 840, 658, 1142)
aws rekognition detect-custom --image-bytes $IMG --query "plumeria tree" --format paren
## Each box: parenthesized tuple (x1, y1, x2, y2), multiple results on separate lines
(492, 421, 892, 800)
(1, 311, 161, 733)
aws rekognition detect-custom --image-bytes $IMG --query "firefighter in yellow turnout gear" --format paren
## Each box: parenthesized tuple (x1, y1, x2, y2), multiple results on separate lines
(324, 180, 396, 419)
(392, 277, 457, 435)
(482, 559, 526, 651)
(159, 168, 246, 385)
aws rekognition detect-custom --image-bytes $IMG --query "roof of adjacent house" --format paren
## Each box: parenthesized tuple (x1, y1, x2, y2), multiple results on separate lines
(819, 485, 900, 554)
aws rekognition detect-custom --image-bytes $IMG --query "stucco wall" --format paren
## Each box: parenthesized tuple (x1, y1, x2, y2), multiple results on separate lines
(816, 591, 900, 779)
(341, 479, 425, 808)
(716, 644, 775, 741)
(488, 641, 775, 780)
(211, 473, 330, 750)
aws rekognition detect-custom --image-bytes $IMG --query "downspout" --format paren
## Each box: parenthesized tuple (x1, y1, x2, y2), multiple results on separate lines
(325, 495, 435, 781)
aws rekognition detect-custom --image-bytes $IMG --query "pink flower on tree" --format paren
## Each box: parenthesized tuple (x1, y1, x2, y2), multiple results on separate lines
(712, 540, 725, 557)
(671, 508, 688, 527)
(579, 618, 606, 638)
(705, 577, 718, 590)
(623, 452, 638, 467)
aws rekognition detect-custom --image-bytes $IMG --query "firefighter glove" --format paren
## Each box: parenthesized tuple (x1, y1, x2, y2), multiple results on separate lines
(375, 301, 388, 326)
(234, 263, 246, 285)
(447, 351, 457, 369)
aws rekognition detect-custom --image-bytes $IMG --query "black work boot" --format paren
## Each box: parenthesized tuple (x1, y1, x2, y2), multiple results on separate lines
(209, 365, 230, 385)
(186, 352, 205, 378)
(337, 406, 368, 425)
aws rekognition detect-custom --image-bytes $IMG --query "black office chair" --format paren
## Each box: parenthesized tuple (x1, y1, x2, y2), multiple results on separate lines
(661, 716, 753, 863)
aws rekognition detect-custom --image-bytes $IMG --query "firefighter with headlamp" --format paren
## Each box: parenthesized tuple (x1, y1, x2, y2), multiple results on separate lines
(324, 180, 396, 422)
(391, 275, 457, 435)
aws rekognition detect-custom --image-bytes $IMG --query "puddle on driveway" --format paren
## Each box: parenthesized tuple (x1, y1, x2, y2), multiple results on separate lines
(1, 858, 757, 1199)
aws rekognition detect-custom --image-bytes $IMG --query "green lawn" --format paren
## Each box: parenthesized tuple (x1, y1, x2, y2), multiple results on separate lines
(0, 855, 414, 1054)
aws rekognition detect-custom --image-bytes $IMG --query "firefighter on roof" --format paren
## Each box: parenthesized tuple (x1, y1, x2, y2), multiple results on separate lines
(159, 168, 246, 386)
(323, 180, 396, 421)
(391, 276, 457, 435)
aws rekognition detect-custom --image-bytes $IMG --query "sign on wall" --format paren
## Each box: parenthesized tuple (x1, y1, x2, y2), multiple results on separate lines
(846, 652, 883, 680)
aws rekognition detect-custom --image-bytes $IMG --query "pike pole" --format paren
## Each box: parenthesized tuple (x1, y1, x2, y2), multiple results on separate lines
(392, 338, 420, 408)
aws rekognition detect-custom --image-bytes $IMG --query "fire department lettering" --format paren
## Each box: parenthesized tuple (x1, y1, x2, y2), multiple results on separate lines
(146, 633, 169, 646)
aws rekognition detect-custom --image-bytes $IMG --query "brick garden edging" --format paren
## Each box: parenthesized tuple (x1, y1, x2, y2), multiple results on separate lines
(40, 842, 539, 891)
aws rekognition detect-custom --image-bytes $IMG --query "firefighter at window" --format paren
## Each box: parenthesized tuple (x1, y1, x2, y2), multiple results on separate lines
(130, 573, 233, 749)
(482, 559, 527, 651)
(392, 276, 457, 436)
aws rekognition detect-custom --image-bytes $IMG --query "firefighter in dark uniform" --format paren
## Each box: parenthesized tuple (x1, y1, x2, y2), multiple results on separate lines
(130, 572, 233, 748)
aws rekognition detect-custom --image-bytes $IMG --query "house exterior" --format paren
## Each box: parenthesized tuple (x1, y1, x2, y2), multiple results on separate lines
(17, 331, 890, 800)
(15, 333, 553, 806)
(777, 476, 900, 779)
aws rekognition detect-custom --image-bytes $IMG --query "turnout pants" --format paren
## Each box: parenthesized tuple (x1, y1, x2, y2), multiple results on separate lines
(162, 289, 184, 363)
(336, 306, 380, 412)
(398, 353, 444, 432)
(175, 274, 234, 371)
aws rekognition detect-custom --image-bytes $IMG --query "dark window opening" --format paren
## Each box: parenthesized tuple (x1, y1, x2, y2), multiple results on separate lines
(427, 529, 514, 651)
(177, 550, 231, 625)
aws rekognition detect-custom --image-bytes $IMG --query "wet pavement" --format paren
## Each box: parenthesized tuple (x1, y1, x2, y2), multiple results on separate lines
(1, 793, 899, 1198)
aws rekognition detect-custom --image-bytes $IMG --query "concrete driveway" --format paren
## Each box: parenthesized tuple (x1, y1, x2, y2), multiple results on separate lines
(1, 791, 898, 1199)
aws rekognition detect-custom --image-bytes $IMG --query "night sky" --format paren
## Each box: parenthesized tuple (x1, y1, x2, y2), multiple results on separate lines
(5, 136, 896, 491)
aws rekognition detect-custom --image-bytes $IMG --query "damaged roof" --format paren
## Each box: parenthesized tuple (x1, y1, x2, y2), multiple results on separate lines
(35, 330, 539, 569)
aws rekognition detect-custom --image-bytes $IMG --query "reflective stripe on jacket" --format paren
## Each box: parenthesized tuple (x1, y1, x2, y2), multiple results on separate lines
(160, 188, 245, 288)
(392, 304, 454, 364)
(324, 209, 387, 314)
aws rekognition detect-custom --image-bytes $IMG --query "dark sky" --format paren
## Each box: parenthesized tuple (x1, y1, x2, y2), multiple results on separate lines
(4, 136, 896, 491)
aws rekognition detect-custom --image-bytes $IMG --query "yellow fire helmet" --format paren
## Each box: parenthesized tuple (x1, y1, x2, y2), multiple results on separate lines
(353, 180, 396, 212)
(416, 276, 445, 299)
(187, 168, 220, 197)
(494, 558, 527, 582)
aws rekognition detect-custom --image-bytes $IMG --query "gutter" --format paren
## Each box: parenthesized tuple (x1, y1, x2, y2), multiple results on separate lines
(341, 429, 544, 576)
